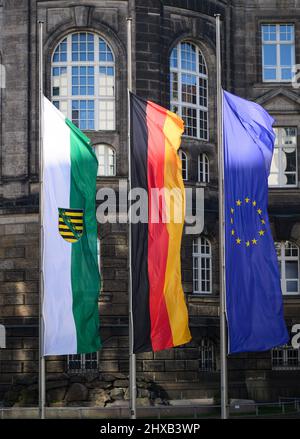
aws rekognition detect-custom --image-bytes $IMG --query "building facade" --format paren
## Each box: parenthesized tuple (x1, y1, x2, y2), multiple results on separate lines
(0, 0, 300, 404)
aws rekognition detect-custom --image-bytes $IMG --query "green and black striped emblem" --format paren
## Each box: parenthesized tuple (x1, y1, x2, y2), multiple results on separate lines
(58, 208, 84, 243)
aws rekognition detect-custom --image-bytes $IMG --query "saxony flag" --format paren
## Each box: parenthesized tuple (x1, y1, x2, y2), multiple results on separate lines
(42, 96, 101, 356)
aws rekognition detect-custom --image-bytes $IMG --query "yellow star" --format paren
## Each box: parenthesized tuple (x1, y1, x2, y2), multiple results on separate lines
(231, 208, 234, 214)
(261, 219, 265, 225)
(259, 230, 265, 236)
(236, 238, 241, 244)
(246, 241, 250, 247)
(252, 239, 257, 245)
(257, 209, 262, 215)
(231, 229, 235, 236)
(245, 197, 250, 203)
(236, 200, 242, 206)
(230, 218, 234, 224)
(252, 201, 257, 206)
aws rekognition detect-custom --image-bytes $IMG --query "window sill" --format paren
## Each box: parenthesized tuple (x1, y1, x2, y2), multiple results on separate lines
(282, 294, 300, 301)
(269, 186, 298, 190)
(252, 82, 295, 89)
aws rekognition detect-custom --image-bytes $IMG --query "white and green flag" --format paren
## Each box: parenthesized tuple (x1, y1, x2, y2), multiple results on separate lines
(42, 96, 101, 356)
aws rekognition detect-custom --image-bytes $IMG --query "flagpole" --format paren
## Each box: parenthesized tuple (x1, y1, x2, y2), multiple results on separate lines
(38, 19, 46, 420)
(127, 16, 137, 420)
(215, 14, 228, 420)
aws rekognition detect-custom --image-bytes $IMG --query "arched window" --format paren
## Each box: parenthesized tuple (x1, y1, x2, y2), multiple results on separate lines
(170, 41, 208, 140)
(275, 241, 299, 295)
(179, 149, 188, 181)
(51, 32, 115, 131)
(198, 153, 209, 183)
(193, 236, 212, 294)
(94, 144, 116, 176)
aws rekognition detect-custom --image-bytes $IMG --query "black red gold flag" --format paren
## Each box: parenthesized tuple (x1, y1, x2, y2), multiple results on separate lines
(130, 93, 191, 353)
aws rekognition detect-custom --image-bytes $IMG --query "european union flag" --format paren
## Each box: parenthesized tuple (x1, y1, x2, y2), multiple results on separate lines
(223, 90, 289, 354)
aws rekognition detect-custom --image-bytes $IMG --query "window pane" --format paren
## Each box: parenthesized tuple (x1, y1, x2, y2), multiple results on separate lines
(264, 68, 276, 81)
(280, 24, 294, 41)
(286, 261, 298, 279)
(280, 45, 292, 66)
(284, 149, 296, 172)
(182, 74, 197, 104)
(181, 42, 196, 71)
(262, 24, 276, 41)
(171, 72, 178, 100)
(170, 47, 178, 68)
(182, 107, 197, 137)
(281, 68, 292, 80)
(263, 45, 277, 66)
(286, 280, 298, 293)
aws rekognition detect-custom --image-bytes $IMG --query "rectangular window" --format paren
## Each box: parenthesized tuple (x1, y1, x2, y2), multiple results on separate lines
(199, 339, 216, 372)
(268, 127, 297, 187)
(272, 345, 300, 370)
(193, 237, 212, 294)
(276, 241, 299, 296)
(67, 352, 99, 373)
(262, 24, 295, 82)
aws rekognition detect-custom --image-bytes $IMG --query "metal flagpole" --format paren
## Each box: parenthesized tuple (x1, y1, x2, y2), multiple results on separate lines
(215, 14, 228, 420)
(127, 17, 137, 420)
(38, 19, 46, 420)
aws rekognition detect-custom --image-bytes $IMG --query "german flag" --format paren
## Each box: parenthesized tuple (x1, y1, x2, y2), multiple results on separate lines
(130, 93, 191, 353)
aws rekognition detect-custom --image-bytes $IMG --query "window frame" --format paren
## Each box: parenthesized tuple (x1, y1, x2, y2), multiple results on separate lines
(193, 236, 212, 295)
(170, 41, 209, 140)
(261, 23, 295, 83)
(268, 127, 298, 188)
(199, 338, 217, 372)
(276, 241, 300, 296)
(67, 352, 99, 373)
(51, 32, 116, 131)
(198, 153, 210, 183)
(95, 143, 116, 177)
(179, 149, 188, 181)
(272, 345, 300, 370)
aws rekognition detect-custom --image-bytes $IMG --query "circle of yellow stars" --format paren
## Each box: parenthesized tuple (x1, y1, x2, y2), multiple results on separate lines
(230, 197, 266, 248)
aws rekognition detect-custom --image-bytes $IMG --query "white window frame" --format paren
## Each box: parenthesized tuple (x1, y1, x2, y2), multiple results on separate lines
(198, 153, 210, 183)
(179, 149, 188, 181)
(199, 338, 216, 372)
(51, 32, 115, 131)
(67, 352, 99, 373)
(193, 236, 212, 295)
(262, 24, 295, 83)
(272, 345, 300, 370)
(95, 143, 116, 177)
(170, 41, 208, 140)
(268, 127, 297, 188)
(276, 241, 300, 296)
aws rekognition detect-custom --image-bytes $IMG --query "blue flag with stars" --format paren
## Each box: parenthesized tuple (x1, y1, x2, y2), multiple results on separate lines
(223, 90, 289, 354)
